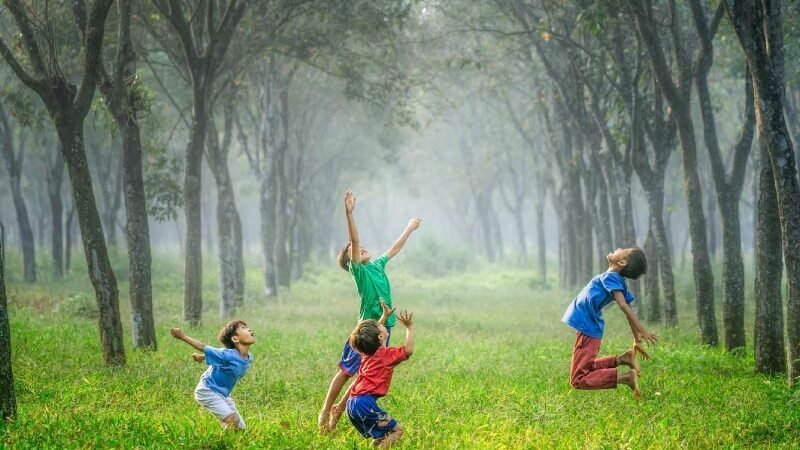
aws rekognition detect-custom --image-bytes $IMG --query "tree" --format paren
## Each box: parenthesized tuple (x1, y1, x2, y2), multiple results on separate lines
(628, 0, 719, 346)
(98, 0, 157, 349)
(149, 0, 249, 325)
(725, 0, 800, 384)
(0, 100, 35, 282)
(0, 0, 126, 366)
(690, 0, 755, 351)
(0, 222, 16, 420)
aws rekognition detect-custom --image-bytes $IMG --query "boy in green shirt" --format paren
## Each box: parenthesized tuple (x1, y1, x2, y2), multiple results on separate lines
(318, 189, 421, 433)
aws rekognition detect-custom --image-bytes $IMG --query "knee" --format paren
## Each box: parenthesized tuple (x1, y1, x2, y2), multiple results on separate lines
(393, 423, 404, 438)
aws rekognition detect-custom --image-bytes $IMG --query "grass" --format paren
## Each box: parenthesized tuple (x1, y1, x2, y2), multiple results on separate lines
(1, 251, 799, 449)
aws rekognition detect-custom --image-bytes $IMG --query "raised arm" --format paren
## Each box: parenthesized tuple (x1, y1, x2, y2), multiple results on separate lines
(614, 292, 657, 357)
(378, 299, 396, 326)
(397, 310, 415, 357)
(386, 218, 422, 260)
(345, 190, 361, 267)
(170, 328, 206, 352)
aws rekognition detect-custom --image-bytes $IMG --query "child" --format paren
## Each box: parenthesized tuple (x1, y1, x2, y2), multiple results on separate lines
(319, 189, 421, 433)
(346, 309, 415, 448)
(170, 321, 255, 430)
(561, 247, 657, 398)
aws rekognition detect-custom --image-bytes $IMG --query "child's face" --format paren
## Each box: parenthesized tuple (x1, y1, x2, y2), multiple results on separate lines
(359, 247, 371, 263)
(232, 324, 256, 346)
(607, 248, 633, 267)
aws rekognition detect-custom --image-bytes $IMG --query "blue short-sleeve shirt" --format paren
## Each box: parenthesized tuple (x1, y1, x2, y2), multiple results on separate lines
(200, 346, 253, 397)
(561, 271, 635, 338)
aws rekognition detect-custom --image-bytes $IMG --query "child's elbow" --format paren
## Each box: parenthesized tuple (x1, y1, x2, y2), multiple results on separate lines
(405, 347, 414, 357)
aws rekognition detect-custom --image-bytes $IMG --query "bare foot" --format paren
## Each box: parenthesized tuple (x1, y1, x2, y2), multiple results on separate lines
(318, 410, 331, 434)
(618, 348, 640, 372)
(629, 369, 641, 399)
(328, 404, 344, 431)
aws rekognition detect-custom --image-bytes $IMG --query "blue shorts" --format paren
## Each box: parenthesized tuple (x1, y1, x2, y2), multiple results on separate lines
(338, 326, 392, 376)
(346, 394, 398, 439)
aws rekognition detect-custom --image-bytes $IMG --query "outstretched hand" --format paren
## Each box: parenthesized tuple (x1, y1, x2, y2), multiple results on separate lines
(345, 190, 356, 213)
(633, 342, 651, 360)
(380, 299, 396, 319)
(170, 328, 185, 340)
(407, 217, 422, 231)
(397, 310, 414, 328)
(192, 352, 205, 363)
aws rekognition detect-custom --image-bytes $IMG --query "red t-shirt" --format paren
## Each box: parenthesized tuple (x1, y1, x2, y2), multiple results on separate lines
(351, 346, 409, 397)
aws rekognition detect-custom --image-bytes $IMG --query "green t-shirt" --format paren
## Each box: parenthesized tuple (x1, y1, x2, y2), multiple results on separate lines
(349, 254, 395, 327)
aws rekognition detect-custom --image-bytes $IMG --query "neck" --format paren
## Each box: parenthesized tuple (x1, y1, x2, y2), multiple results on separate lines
(608, 264, 623, 273)
(234, 343, 250, 358)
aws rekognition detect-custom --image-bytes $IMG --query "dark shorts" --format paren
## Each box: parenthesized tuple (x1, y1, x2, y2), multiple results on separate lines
(346, 394, 398, 439)
(338, 326, 392, 376)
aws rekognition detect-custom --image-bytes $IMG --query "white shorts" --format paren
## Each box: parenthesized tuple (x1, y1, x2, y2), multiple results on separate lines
(194, 382, 246, 429)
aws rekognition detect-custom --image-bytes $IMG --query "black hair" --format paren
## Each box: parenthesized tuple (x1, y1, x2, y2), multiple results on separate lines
(620, 247, 647, 280)
(349, 320, 382, 356)
(218, 320, 247, 349)
(337, 242, 351, 272)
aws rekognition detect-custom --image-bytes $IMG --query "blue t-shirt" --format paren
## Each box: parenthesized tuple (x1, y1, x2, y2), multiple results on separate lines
(561, 271, 635, 338)
(200, 346, 253, 397)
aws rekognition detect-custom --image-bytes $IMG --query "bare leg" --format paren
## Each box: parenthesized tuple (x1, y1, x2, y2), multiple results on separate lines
(329, 381, 353, 431)
(373, 424, 404, 448)
(319, 369, 351, 433)
(617, 369, 641, 399)
(616, 348, 640, 372)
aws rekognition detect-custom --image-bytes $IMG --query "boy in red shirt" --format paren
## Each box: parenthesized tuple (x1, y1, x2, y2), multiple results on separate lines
(345, 309, 415, 448)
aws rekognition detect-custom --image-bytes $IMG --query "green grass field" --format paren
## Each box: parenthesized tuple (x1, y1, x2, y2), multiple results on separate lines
(1, 252, 799, 449)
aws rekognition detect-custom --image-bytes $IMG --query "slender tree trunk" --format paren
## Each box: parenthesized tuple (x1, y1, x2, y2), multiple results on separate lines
(273, 88, 291, 288)
(183, 82, 208, 325)
(58, 122, 125, 366)
(674, 111, 719, 346)
(47, 151, 64, 279)
(206, 111, 244, 317)
(260, 177, 278, 297)
(65, 201, 76, 274)
(753, 141, 785, 373)
(0, 109, 36, 283)
(644, 226, 661, 323)
(120, 121, 156, 349)
(0, 222, 17, 420)
(535, 193, 547, 283)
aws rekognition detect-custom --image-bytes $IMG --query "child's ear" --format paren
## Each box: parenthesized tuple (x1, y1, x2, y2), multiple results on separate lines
(231, 336, 240, 343)
(619, 259, 628, 267)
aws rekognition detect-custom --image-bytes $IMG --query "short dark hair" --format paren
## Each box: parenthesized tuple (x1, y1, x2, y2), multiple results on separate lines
(620, 247, 647, 280)
(218, 320, 247, 349)
(337, 243, 351, 272)
(349, 320, 382, 356)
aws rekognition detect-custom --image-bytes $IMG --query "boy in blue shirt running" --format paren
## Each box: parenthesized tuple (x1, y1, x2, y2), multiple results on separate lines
(561, 247, 657, 398)
(170, 321, 255, 430)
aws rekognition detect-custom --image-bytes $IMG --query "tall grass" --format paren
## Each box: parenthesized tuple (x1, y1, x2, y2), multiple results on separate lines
(1, 251, 798, 449)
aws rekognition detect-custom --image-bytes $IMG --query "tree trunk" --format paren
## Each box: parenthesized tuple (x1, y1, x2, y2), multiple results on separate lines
(183, 83, 208, 325)
(753, 141, 785, 373)
(58, 122, 125, 366)
(206, 110, 244, 318)
(65, 201, 76, 274)
(0, 107, 36, 283)
(0, 222, 17, 420)
(260, 177, 278, 297)
(644, 227, 661, 323)
(535, 193, 547, 283)
(726, 0, 800, 383)
(47, 151, 65, 279)
(273, 88, 291, 289)
(120, 121, 156, 349)
(674, 111, 719, 346)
